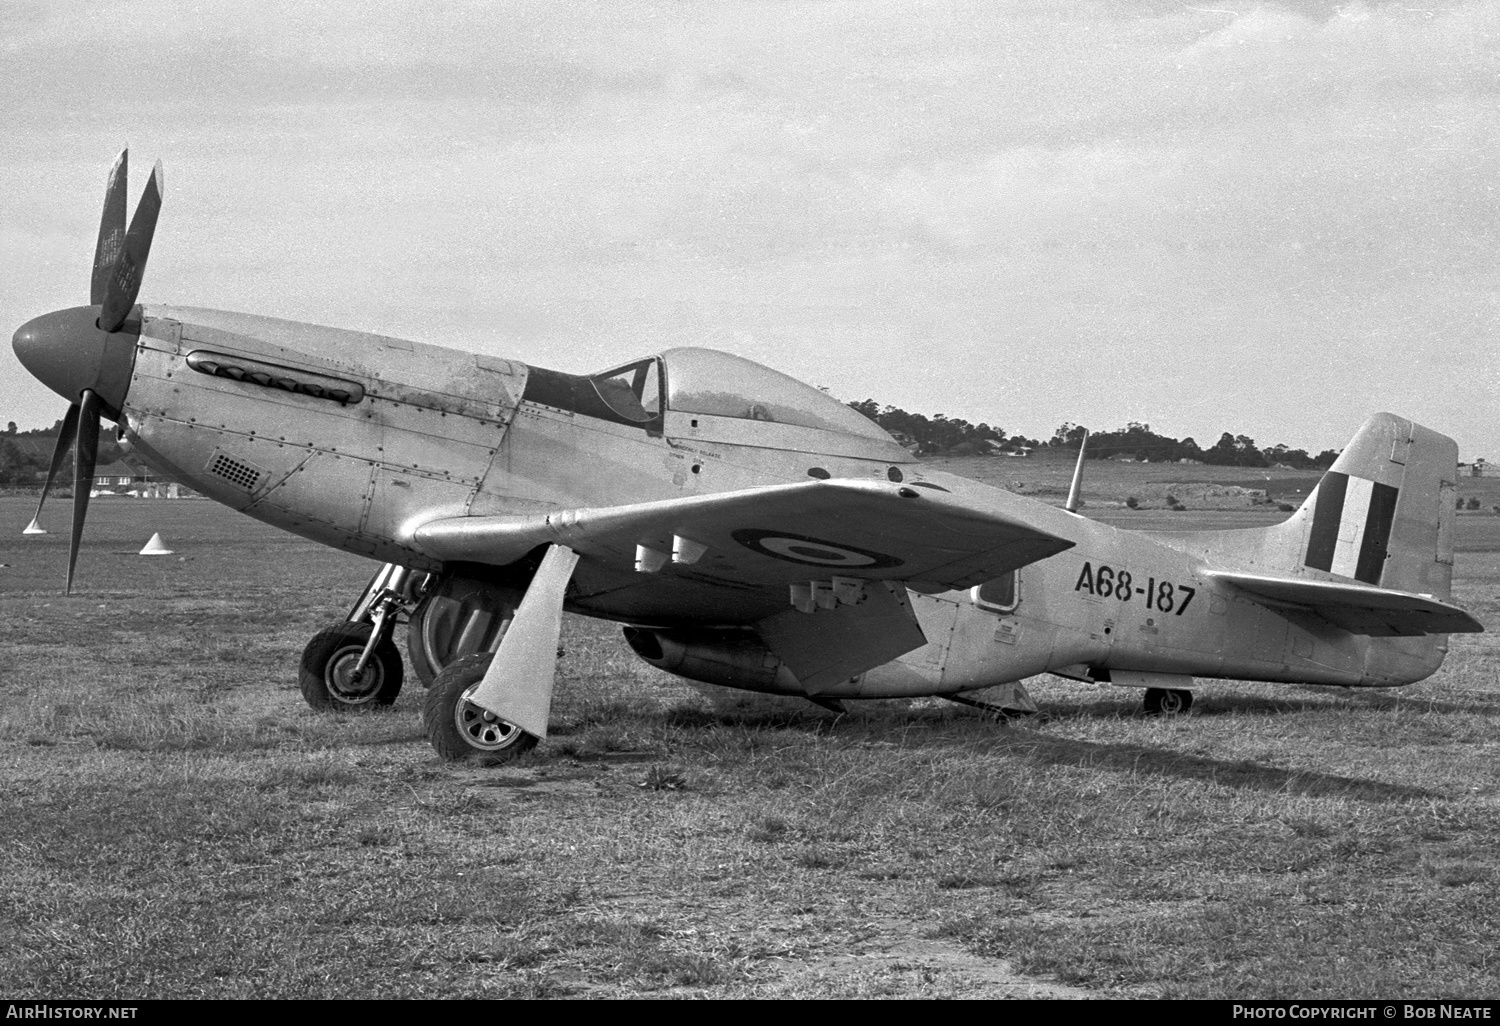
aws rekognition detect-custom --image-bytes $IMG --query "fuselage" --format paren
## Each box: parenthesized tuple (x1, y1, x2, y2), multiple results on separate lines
(48, 304, 1451, 699)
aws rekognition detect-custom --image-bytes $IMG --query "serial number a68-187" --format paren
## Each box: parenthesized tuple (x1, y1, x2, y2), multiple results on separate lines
(1074, 562, 1196, 615)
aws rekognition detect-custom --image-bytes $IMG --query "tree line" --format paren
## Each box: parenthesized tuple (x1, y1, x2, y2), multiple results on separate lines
(847, 402, 1340, 469)
(0, 419, 127, 485)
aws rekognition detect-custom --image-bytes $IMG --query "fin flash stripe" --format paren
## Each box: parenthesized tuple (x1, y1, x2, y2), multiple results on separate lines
(1305, 471, 1399, 585)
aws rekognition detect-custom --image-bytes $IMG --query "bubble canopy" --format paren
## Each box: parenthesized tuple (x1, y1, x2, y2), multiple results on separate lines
(659, 347, 894, 443)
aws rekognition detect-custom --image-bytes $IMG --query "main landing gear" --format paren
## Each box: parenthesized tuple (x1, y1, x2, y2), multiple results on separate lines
(299, 622, 404, 710)
(423, 653, 539, 764)
(298, 563, 429, 711)
(298, 547, 579, 765)
(1143, 687, 1194, 716)
(298, 565, 524, 712)
(420, 545, 578, 762)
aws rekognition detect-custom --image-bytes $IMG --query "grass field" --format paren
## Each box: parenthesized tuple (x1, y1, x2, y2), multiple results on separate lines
(2, 492, 1498, 998)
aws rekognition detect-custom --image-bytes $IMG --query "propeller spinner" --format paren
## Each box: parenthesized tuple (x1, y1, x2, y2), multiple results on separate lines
(13, 148, 159, 593)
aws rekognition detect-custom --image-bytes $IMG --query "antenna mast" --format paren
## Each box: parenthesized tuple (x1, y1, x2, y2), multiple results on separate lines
(1064, 429, 1089, 514)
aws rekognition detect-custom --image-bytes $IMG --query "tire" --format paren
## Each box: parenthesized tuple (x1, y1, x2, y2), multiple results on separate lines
(299, 622, 404, 711)
(423, 653, 539, 764)
(1143, 687, 1194, 716)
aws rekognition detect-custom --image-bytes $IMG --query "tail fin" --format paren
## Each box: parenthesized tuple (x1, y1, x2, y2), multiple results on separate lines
(1276, 412, 1457, 599)
(1160, 414, 1477, 667)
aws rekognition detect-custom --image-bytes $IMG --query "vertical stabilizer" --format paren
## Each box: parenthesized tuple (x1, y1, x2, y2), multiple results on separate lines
(1158, 414, 1462, 605)
(1276, 413, 1457, 599)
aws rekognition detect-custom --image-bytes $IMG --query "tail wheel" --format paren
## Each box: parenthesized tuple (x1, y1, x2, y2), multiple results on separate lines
(423, 653, 538, 764)
(300, 622, 404, 710)
(1143, 687, 1194, 716)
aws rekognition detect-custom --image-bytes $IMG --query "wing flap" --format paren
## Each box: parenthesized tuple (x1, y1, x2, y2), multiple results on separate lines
(1207, 570, 1483, 637)
(755, 581, 929, 691)
(412, 478, 1074, 590)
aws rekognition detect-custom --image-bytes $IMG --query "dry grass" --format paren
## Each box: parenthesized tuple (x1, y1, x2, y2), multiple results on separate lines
(2, 496, 1498, 998)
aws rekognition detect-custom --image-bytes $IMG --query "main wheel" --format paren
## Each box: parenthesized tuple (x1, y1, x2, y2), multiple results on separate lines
(1143, 687, 1194, 716)
(299, 622, 404, 710)
(424, 653, 539, 764)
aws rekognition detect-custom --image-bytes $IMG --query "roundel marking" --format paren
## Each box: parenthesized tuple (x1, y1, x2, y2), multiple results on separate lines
(731, 529, 904, 569)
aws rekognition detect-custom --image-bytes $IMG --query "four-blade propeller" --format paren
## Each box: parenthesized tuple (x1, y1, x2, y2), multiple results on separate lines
(21, 147, 163, 594)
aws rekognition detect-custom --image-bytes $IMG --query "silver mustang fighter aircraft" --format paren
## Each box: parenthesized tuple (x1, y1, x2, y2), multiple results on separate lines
(13, 152, 1483, 763)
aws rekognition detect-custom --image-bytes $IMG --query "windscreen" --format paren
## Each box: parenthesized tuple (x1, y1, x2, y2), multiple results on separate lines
(589, 358, 662, 424)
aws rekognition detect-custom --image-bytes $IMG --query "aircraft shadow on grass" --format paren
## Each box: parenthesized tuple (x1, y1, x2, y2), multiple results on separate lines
(651, 699, 1437, 802)
(999, 731, 1436, 802)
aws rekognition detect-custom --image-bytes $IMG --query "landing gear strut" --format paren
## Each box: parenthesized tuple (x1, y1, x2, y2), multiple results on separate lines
(298, 563, 430, 711)
(302, 551, 577, 764)
(1143, 687, 1194, 716)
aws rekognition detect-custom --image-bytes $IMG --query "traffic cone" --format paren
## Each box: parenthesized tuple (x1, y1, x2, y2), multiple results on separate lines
(139, 532, 174, 556)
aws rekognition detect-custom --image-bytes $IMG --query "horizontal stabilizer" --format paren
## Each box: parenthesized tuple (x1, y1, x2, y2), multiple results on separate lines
(413, 479, 1074, 591)
(1207, 570, 1483, 637)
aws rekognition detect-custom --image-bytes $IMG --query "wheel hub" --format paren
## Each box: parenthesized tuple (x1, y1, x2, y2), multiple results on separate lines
(327, 648, 383, 702)
(456, 685, 524, 750)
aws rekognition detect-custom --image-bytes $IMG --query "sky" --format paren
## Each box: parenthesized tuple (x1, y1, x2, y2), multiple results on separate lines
(2, 0, 1496, 458)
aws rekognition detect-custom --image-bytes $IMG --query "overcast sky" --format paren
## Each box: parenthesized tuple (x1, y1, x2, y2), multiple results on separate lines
(2, 1, 1495, 458)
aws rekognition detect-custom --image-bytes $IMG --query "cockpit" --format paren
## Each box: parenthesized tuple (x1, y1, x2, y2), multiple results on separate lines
(522, 347, 909, 461)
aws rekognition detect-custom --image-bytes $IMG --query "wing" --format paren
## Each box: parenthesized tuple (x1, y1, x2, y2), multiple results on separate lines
(413, 478, 1074, 591)
(414, 479, 1074, 690)
(1206, 570, 1483, 637)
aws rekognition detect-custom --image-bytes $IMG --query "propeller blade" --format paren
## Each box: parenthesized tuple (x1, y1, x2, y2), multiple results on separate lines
(90, 148, 128, 306)
(66, 390, 102, 595)
(22, 403, 80, 535)
(99, 159, 163, 333)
